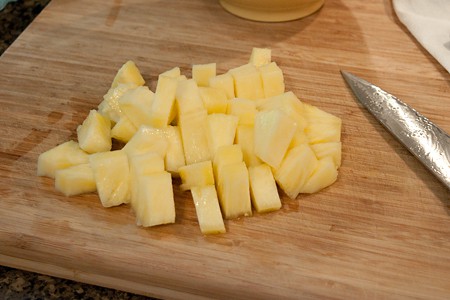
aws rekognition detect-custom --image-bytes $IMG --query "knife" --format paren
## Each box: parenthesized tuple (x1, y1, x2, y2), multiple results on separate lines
(341, 71, 450, 190)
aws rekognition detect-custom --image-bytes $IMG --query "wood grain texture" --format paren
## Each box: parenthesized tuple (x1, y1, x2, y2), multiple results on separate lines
(0, 0, 449, 299)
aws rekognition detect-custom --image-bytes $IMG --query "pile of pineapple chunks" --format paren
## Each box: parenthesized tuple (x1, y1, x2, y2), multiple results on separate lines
(37, 48, 342, 234)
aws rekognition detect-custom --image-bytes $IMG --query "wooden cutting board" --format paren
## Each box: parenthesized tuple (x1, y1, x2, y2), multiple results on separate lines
(1, 0, 449, 299)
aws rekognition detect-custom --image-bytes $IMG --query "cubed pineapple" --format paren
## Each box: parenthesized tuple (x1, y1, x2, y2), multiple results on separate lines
(259, 62, 285, 98)
(160, 66, 181, 78)
(305, 123, 341, 144)
(77, 110, 112, 154)
(89, 150, 131, 207)
(118, 86, 154, 128)
(303, 103, 342, 125)
(248, 164, 281, 213)
(217, 161, 252, 219)
(229, 64, 264, 100)
(98, 82, 137, 123)
(300, 157, 338, 194)
(179, 160, 215, 191)
(206, 113, 239, 157)
(191, 185, 226, 234)
(122, 125, 169, 158)
(208, 72, 235, 99)
(55, 163, 96, 197)
(179, 111, 211, 165)
(111, 115, 138, 143)
(175, 79, 206, 117)
(192, 63, 216, 87)
(254, 109, 297, 168)
(199, 87, 228, 114)
(310, 142, 342, 168)
(288, 129, 309, 150)
(37, 140, 89, 178)
(273, 143, 318, 199)
(227, 98, 257, 125)
(249, 47, 271, 67)
(111, 60, 145, 88)
(160, 126, 186, 175)
(133, 171, 175, 227)
(235, 125, 262, 167)
(149, 75, 178, 128)
(212, 144, 244, 186)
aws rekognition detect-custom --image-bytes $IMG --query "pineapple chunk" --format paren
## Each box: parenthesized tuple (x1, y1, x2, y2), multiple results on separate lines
(179, 160, 215, 191)
(133, 171, 175, 227)
(217, 161, 252, 219)
(274, 144, 318, 199)
(311, 142, 342, 168)
(227, 98, 257, 125)
(149, 74, 178, 128)
(259, 62, 285, 98)
(111, 60, 145, 88)
(191, 185, 226, 234)
(305, 123, 342, 144)
(199, 87, 228, 114)
(175, 79, 206, 117)
(55, 163, 96, 197)
(98, 82, 137, 123)
(229, 64, 265, 100)
(160, 126, 186, 175)
(37, 140, 89, 178)
(179, 111, 211, 165)
(235, 125, 262, 167)
(206, 113, 239, 157)
(111, 115, 138, 143)
(212, 144, 244, 186)
(300, 157, 338, 194)
(248, 164, 281, 213)
(122, 125, 169, 158)
(288, 129, 309, 150)
(118, 86, 154, 128)
(249, 47, 271, 67)
(192, 63, 216, 87)
(303, 103, 342, 124)
(89, 150, 131, 207)
(129, 152, 165, 205)
(254, 109, 297, 168)
(161, 66, 181, 78)
(208, 72, 235, 99)
(77, 110, 111, 154)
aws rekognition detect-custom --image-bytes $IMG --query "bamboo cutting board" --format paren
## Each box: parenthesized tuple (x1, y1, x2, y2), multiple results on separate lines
(1, 0, 449, 299)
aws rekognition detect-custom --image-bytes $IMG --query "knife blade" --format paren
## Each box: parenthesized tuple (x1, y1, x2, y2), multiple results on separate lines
(341, 71, 450, 190)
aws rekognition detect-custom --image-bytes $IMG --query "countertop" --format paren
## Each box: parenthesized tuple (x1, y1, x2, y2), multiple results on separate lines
(0, 1, 150, 299)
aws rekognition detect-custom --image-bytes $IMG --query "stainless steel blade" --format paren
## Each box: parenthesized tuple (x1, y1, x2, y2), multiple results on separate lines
(341, 71, 450, 189)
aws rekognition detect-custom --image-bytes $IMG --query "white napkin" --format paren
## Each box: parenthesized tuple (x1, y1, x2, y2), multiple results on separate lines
(393, 0, 450, 73)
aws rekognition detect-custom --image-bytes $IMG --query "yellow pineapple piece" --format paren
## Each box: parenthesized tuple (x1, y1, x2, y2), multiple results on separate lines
(118, 86, 154, 128)
(311, 142, 342, 168)
(227, 98, 257, 125)
(254, 109, 297, 168)
(248, 164, 281, 213)
(179, 160, 215, 191)
(149, 74, 178, 128)
(208, 72, 235, 99)
(37, 140, 89, 178)
(89, 150, 131, 207)
(122, 125, 169, 158)
(98, 82, 137, 123)
(300, 157, 338, 194)
(110, 115, 137, 143)
(273, 144, 318, 199)
(212, 144, 244, 186)
(305, 123, 341, 144)
(217, 161, 252, 219)
(199, 87, 228, 114)
(175, 79, 206, 117)
(55, 163, 96, 197)
(111, 60, 145, 88)
(259, 62, 285, 98)
(160, 66, 181, 78)
(229, 64, 264, 100)
(192, 63, 216, 87)
(235, 125, 262, 167)
(160, 126, 186, 176)
(77, 110, 112, 154)
(206, 113, 239, 157)
(249, 47, 271, 67)
(179, 110, 211, 165)
(288, 129, 309, 150)
(133, 171, 175, 227)
(191, 185, 226, 234)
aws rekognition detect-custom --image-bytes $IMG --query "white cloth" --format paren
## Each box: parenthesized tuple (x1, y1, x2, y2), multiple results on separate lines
(393, 0, 450, 73)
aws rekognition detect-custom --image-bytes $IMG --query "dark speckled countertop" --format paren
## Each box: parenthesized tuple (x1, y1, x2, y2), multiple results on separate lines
(0, 1, 152, 299)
